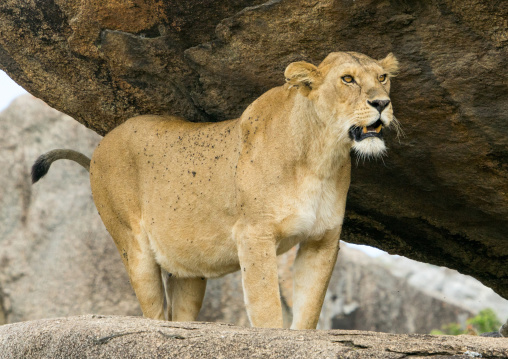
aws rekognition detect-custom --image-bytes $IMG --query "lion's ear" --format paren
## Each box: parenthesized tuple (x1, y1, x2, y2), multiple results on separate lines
(284, 61, 323, 95)
(379, 53, 399, 77)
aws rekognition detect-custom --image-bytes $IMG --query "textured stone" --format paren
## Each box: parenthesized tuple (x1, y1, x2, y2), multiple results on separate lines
(0, 0, 507, 300)
(0, 0, 265, 133)
(1, 315, 508, 359)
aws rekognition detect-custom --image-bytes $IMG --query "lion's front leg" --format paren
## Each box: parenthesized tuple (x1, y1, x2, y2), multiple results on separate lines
(235, 225, 283, 328)
(291, 228, 341, 329)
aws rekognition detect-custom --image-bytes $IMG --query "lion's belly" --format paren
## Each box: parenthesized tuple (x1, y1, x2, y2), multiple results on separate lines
(145, 222, 241, 278)
(143, 215, 309, 279)
(148, 232, 307, 279)
(140, 180, 241, 278)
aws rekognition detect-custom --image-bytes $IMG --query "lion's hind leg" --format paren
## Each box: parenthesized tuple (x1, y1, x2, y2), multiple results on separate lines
(164, 275, 207, 322)
(128, 245, 165, 320)
(112, 226, 165, 320)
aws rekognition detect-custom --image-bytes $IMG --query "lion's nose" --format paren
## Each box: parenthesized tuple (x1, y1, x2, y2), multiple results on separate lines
(367, 99, 390, 113)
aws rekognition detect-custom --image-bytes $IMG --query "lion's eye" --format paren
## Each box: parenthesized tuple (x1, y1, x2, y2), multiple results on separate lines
(342, 75, 355, 84)
(379, 74, 387, 83)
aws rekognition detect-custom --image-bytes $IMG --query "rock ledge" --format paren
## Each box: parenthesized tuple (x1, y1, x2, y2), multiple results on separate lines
(0, 315, 506, 358)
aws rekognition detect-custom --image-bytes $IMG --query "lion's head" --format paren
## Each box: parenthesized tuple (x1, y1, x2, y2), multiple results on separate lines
(285, 51, 399, 159)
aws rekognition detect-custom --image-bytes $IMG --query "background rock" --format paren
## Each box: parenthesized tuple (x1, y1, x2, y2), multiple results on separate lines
(1, 315, 508, 359)
(378, 252, 508, 321)
(0, 95, 140, 323)
(0, 0, 507, 299)
(280, 246, 480, 333)
(320, 247, 472, 333)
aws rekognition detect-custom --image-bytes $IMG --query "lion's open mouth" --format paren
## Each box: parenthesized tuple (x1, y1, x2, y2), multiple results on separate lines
(349, 119, 384, 142)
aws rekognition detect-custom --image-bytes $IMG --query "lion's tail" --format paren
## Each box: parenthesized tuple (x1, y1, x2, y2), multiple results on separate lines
(31, 149, 91, 184)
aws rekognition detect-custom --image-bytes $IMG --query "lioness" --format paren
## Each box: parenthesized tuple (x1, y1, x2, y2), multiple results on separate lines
(32, 51, 399, 329)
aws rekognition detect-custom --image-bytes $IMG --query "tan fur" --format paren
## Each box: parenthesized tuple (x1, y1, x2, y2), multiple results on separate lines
(34, 51, 398, 329)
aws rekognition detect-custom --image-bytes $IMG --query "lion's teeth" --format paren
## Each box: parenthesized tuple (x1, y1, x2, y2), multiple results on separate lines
(362, 127, 368, 134)
(375, 125, 383, 133)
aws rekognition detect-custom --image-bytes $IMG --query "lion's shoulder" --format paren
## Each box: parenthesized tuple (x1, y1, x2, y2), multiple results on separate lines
(239, 86, 297, 125)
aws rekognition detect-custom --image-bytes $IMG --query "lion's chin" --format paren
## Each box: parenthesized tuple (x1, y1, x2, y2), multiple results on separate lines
(351, 137, 387, 159)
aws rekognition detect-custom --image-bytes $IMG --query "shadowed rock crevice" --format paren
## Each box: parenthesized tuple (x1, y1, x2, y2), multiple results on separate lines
(0, 0, 507, 299)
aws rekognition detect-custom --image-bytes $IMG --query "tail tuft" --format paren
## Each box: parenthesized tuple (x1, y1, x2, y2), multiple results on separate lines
(31, 155, 51, 184)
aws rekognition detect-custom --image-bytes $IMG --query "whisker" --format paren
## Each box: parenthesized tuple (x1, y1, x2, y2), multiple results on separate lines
(390, 115, 405, 143)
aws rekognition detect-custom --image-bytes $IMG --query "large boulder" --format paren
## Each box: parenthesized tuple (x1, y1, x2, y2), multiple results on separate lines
(0, 0, 507, 300)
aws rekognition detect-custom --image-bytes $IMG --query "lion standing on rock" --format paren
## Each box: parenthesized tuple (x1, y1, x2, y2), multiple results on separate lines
(32, 51, 399, 329)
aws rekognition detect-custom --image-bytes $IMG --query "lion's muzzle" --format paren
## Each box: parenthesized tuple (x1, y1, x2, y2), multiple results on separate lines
(348, 118, 384, 142)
